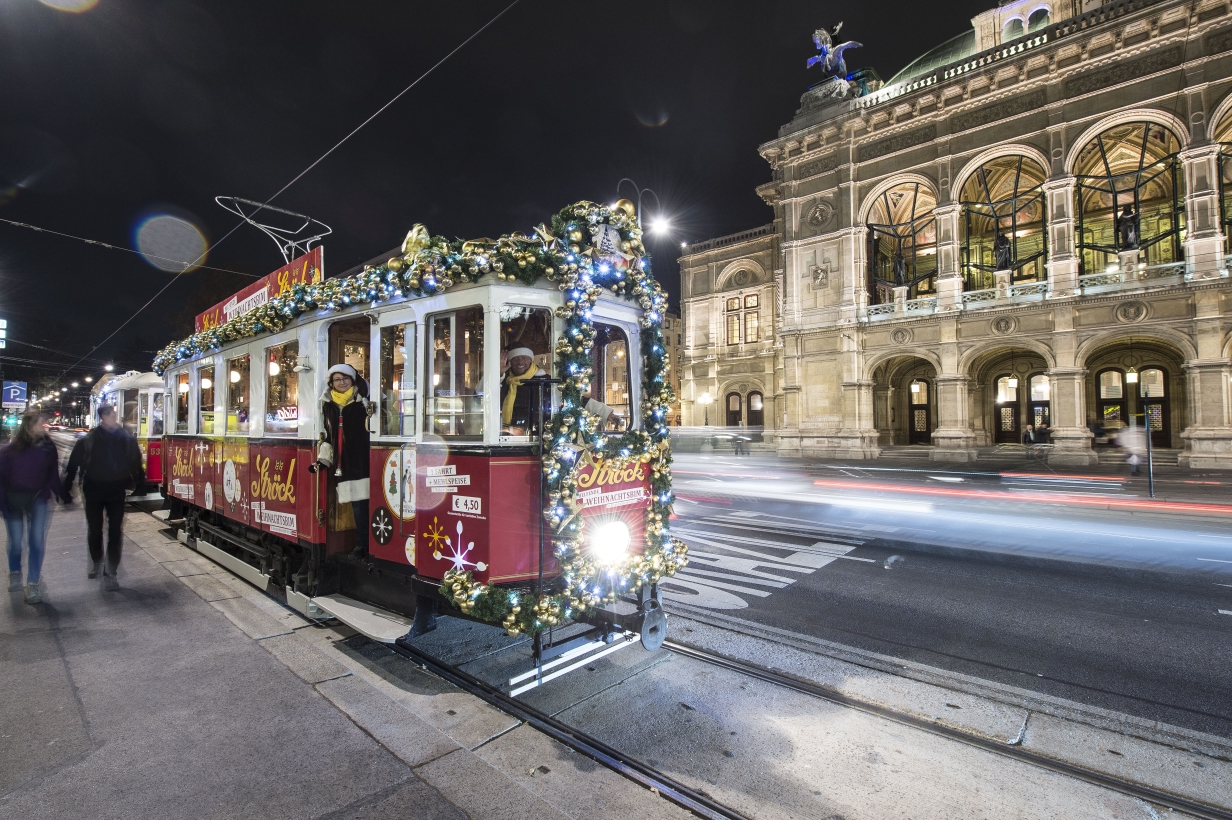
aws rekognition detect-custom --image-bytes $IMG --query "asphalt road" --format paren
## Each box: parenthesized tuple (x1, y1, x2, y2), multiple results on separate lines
(667, 453, 1232, 738)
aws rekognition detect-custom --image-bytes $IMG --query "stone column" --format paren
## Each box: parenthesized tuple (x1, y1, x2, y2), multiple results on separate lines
(930, 375, 978, 462)
(1044, 177, 1079, 297)
(873, 384, 892, 446)
(1179, 360, 1232, 468)
(1180, 145, 1226, 279)
(836, 380, 881, 459)
(934, 203, 963, 311)
(1046, 366, 1097, 465)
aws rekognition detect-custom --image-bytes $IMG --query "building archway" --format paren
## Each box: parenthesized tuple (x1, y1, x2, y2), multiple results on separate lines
(1081, 337, 1186, 449)
(871, 355, 939, 445)
(1072, 121, 1185, 272)
(864, 182, 939, 304)
(959, 154, 1048, 290)
(966, 345, 1052, 447)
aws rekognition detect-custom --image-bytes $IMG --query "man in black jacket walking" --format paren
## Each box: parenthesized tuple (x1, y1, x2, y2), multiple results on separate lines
(62, 405, 144, 590)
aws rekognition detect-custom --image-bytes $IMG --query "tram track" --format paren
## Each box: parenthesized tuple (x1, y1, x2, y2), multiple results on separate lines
(662, 638, 1232, 820)
(139, 506, 1232, 819)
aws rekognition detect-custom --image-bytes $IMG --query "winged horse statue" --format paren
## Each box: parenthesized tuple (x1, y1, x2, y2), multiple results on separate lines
(807, 22, 862, 79)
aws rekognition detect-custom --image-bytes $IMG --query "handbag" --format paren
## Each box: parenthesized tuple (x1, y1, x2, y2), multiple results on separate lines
(336, 478, 369, 504)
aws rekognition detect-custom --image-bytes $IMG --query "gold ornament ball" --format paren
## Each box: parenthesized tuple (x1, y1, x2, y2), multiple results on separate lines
(568, 229, 583, 242)
(387, 257, 403, 272)
(613, 199, 636, 218)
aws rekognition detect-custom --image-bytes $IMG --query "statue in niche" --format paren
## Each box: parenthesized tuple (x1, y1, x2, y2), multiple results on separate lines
(811, 262, 830, 288)
(892, 249, 907, 285)
(807, 22, 863, 80)
(1117, 204, 1140, 250)
(994, 232, 1013, 270)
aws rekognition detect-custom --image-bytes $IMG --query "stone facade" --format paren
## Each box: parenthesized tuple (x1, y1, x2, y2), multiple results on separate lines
(679, 0, 1232, 468)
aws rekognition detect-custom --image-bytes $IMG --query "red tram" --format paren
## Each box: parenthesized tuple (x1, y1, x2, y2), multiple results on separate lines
(156, 200, 685, 667)
(90, 370, 164, 493)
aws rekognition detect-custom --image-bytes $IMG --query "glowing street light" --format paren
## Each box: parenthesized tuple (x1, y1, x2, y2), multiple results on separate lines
(698, 391, 713, 426)
(104, 364, 114, 372)
(71, 381, 79, 388)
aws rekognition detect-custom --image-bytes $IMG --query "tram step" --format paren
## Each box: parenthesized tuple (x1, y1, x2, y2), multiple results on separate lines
(195, 540, 272, 593)
(310, 593, 413, 644)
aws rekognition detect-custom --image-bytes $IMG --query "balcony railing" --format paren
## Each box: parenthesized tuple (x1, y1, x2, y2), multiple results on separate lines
(861, 261, 1209, 322)
(682, 225, 774, 255)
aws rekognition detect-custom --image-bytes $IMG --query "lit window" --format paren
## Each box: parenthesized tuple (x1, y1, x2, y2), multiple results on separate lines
(227, 355, 250, 435)
(198, 366, 215, 434)
(265, 342, 299, 436)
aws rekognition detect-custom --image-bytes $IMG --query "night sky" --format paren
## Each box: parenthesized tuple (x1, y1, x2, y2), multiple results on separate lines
(0, 0, 991, 386)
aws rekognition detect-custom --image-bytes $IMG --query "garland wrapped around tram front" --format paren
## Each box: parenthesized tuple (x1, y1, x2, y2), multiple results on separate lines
(153, 200, 688, 637)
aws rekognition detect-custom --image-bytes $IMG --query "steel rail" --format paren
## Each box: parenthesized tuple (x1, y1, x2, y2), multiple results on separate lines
(389, 641, 749, 820)
(664, 640, 1232, 820)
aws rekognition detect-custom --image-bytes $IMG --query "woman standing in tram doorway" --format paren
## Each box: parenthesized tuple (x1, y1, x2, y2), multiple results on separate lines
(1, 409, 63, 604)
(319, 364, 373, 558)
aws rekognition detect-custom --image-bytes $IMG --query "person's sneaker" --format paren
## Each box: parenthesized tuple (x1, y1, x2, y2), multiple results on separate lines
(103, 571, 119, 591)
(8, 571, 22, 592)
(24, 583, 41, 604)
(88, 561, 102, 579)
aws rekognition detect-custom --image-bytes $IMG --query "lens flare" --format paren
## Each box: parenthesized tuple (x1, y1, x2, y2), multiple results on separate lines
(133, 213, 207, 272)
(38, 0, 99, 12)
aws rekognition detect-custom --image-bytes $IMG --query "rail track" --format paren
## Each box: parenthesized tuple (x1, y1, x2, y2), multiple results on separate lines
(139, 506, 1232, 820)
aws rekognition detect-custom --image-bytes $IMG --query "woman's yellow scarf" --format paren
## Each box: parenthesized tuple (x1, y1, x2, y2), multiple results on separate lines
(330, 386, 356, 407)
(501, 363, 538, 424)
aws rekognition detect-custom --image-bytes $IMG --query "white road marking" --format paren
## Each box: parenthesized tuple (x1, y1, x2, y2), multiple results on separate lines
(681, 568, 789, 588)
(1215, 583, 1232, 588)
(1197, 558, 1232, 564)
(1219, 610, 1232, 616)
(671, 574, 773, 597)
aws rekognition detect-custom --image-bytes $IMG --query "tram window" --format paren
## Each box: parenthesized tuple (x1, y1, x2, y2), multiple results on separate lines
(588, 322, 631, 430)
(380, 323, 417, 436)
(425, 306, 484, 439)
(122, 389, 139, 436)
(499, 305, 553, 437)
(226, 355, 250, 435)
(175, 373, 189, 433)
(150, 392, 164, 437)
(265, 342, 300, 436)
(198, 366, 216, 434)
(137, 392, 149, 437)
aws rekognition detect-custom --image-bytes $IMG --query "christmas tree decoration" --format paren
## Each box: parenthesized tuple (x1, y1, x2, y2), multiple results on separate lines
(153, 201, 687, 636)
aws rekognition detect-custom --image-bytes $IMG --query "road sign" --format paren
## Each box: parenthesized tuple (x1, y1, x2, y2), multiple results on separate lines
(3, 381, 27, 409)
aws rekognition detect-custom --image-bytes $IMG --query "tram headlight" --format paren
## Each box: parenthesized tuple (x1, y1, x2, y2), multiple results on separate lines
(588, 520, 630, 566)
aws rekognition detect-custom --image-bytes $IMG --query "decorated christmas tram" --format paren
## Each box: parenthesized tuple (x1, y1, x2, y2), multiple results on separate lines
(90, 370, 165, 492)
(154, 200, 685, 671)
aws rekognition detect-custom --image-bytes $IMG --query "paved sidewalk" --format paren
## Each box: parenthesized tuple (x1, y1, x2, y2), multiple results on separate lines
(1, 506, 687, 820)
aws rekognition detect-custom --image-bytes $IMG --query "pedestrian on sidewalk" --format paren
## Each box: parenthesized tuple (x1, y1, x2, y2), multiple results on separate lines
(1, 409, 63, 604)
(1117, 425, 1146, 477)
(61, 405, 144, 590)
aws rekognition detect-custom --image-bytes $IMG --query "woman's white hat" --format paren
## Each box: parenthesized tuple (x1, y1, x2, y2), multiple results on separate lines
(327, 364, 358, 380)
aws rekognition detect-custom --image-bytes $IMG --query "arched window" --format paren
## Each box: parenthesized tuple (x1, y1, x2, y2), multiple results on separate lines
(960, 156, 1048, 290)
(1214, 113, 1232, 255)
(910, 379, 929, 405)
(1027, 8, 1050, 32)
(1028, 373, 1050, 428)
(995, 375, 1018, 404)
(725, 392, 743, 427)
(866, 183, 938, 305)
(1002, 18, 1024, 40)
(1075, 123, 1184, 272)
(1097, 368, 1125, 428)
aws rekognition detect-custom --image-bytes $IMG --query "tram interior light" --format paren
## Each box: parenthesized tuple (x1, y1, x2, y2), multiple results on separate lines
(269, 361, 280, 377)
(201, 377, 212, 390)
(588, 520, 631, 566)
(230, 370, 241, 384)
(178, 382, 190, 393)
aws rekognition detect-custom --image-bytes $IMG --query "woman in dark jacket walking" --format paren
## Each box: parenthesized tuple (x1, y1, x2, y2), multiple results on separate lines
(317, 364, 372, 558)
(2, 409, 62, 603)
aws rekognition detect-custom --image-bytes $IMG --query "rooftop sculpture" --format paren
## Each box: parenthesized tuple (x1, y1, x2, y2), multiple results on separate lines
(807, 22, 863, 80)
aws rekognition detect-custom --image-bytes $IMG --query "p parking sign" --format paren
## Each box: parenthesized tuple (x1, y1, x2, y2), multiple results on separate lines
(2, 382, 27, 410)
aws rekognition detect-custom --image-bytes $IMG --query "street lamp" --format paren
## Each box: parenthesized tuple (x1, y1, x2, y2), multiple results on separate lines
(71, 381, 79, 388)
(104, 364, 114, 372)
(615, 178, 663, 234)
(698, 392, 713, 426)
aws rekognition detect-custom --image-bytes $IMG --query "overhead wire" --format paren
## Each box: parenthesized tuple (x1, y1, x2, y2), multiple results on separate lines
(0, 217, 261, 278)
(54, 0, 522, 379)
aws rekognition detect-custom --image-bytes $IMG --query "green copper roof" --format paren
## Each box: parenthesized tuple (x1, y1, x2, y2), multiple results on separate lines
(887, 29, 977, 86)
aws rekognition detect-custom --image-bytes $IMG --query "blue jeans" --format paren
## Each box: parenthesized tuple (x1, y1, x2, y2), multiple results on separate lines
(6, 499, 49, 585)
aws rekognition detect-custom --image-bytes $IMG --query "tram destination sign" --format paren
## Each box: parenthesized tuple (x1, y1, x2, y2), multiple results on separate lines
(195, 247, 324, 332)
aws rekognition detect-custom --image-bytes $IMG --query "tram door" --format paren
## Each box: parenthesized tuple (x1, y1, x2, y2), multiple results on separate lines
(1139, 368, 1169, 448)
(325, 318, 372, 552)
(906, 380, 930, 444)
(994, 375, 1019, 444)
